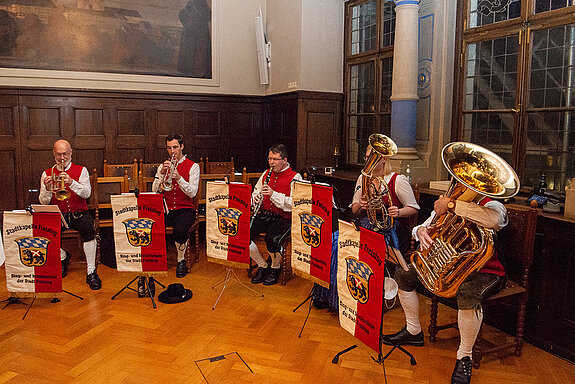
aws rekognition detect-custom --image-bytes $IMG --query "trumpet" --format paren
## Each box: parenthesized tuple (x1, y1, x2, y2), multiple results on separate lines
(49, 160, 71, 201)
(158, 153, 178, 192)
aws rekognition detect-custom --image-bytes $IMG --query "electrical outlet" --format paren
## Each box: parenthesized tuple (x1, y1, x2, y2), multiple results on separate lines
(288, 82, 298, 90)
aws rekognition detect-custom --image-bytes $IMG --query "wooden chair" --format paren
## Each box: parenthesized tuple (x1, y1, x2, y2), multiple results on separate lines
(242, 167, 294, 285)
(427, 205, 538, 368)
(103, 159, 138, 187)
(92, 170, 130, 229)
(205, 157, 234, 174)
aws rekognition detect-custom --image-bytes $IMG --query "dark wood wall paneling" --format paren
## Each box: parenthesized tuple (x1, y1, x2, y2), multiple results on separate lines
(0, 88, 342, 210)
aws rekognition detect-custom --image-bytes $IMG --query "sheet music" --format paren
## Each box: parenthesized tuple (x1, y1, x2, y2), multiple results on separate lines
(30, 204, 68, 228)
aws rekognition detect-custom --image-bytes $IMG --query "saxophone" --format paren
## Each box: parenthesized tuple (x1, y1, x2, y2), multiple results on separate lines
(410, 142, 520, 297)
(250, 167, 272, 227)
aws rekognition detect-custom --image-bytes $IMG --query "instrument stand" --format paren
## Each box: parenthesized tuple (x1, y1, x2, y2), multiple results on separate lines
(211, 267, 263, 310)
(292, 284, 320, 338)
(111, 275, 165, 309)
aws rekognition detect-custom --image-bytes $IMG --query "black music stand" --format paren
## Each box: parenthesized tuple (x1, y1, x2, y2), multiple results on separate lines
(111, 274, 166, 309)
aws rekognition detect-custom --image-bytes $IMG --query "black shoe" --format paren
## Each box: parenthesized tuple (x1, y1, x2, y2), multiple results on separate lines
(148, 277, 156, 297)
(263, 268, 281, 285)
(86, 272, 102, 290)
(138, 276, 145, 298)
(61, 253, 70, 278)
(176, 260, 188, 278)
(381, 326, 424, 347)
(251, 265, 269, 284)
(451, 357, 472, 384)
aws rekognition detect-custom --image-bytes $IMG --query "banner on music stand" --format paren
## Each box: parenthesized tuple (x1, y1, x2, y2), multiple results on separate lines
(3, 211, 62, 296)
(291, 181, 333, 287)
(206, 181, 251, 267)
(337, 220, 386, 352)
(111, 193, 167, 273)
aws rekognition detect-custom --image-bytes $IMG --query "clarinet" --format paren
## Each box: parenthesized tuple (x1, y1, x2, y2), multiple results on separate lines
(250, 167, 272, 227)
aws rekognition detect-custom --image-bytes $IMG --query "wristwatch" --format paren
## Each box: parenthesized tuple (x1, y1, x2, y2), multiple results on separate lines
(447, 199, 456, 212)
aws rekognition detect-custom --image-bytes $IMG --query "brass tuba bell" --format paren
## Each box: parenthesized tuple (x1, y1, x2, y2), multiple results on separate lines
(410, 142, 520, 297)
(361, 133, 398, 232)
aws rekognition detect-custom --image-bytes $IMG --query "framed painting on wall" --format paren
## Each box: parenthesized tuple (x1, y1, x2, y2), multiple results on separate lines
(0, 0, 219, 90)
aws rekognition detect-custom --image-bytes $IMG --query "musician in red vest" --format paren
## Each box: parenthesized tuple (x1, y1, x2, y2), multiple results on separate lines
(39, 139, 101, 290)
(383, 195, 508, 384)
(152, 134, 200, 279)
(250, 144, 302, 286)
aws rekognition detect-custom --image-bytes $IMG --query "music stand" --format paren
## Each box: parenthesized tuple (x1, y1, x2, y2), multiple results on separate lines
(211, 267, 263, 310)
(111, 273, 166, 309)
(292, 284, 323, 338)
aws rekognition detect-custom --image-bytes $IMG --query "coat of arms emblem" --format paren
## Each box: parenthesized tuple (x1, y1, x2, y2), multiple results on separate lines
(345, 257, 373, 304)
(122, 218, 155, 247)
(215, 207, 242, 236)
(15, 237, 50, 267)
(299, 212, 324, 248)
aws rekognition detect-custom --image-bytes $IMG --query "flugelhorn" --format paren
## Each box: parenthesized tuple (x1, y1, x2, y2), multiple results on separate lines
(158, 153, 178, 192)
(49, 159, 71, 201)
(410, 142, 520, 297)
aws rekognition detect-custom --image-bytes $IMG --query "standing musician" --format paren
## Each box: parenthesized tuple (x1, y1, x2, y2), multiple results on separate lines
(383, 190, 508, 384)
(39, 139, 101, 290)
(249, 144, 302, 286)
(152, 134, 200, 279)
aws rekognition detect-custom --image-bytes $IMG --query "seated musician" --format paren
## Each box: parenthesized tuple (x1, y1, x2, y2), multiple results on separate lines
(314, 137, 419, 309)
(39, 139, 101, 290)
(152, 134, 200, 280)
(383, 195, 508, 384)
(249, 144, 303, 286)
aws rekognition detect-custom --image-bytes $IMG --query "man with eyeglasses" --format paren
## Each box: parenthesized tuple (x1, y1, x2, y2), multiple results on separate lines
(39, 139, 101, 290)
(249, 144, 302, 285)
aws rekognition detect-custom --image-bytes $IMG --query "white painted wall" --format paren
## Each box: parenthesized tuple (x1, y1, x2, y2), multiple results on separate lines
(0, 0, 344, 96)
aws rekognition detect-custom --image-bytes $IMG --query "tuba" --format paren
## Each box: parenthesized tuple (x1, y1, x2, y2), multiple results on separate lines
(411, 142, 520, 298)
(49, 160, 71, 201)
(361, 133, 398, 232)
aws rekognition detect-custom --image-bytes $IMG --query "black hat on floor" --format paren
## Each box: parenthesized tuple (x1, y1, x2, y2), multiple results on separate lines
(158, 283, 193, 304)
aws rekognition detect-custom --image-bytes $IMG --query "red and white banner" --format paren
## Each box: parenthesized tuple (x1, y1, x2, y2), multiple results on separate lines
(337, 220, 387, 353)
(206, 181, 251, 267)
(291, 181, 333, 287)
(3, 211, 62, 295)
(111, 193, 167, 273)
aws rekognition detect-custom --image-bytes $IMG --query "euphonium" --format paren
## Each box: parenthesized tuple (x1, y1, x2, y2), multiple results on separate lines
(49, 160, 71, 201)
(410, 142, 520, 298)
(159, 153, 178, 192)
(361, 133, 398, 232)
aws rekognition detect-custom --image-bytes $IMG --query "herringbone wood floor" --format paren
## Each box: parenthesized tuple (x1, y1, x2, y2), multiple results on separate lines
(0, 248, 574, 383)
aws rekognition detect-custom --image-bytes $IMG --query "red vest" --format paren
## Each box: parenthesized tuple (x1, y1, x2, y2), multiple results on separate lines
(386, 173, 402, 208)
(261, 167, 298, 219)
(477, 197, 506, 277)
(163, 158, 196, 210)
(45, 163, 89, 213)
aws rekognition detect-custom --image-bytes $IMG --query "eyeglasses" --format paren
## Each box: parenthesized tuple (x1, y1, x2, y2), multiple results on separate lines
(268, 157, 284, 161)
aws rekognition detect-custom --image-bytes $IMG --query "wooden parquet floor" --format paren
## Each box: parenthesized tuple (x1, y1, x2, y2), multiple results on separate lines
(0, 249, 574, 384)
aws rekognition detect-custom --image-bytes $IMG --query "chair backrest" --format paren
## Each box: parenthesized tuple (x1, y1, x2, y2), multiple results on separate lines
(95, 173, 130, 209)
(103, 159, 138, 182)
(241, 167, 262, 187)
(496, 205, 538, 287)
(197, 172, 235, 217)
(205, 157, 234, 174)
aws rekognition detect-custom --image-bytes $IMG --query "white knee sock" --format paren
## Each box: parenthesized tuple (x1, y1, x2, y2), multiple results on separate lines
(398, 289, 422, 335)
(457, 308, 483, 360)
(250, 241, 267, 268)
(83, 240, 97, 274)
(60, 248, 66, 261)
(269, 250, 281, 269)
(175, 241, 187, 262)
